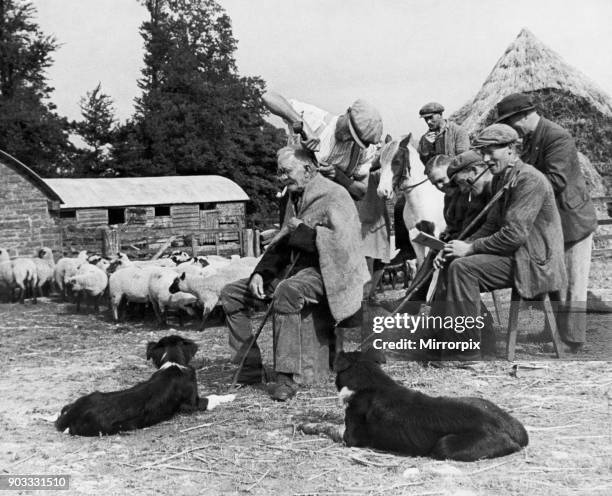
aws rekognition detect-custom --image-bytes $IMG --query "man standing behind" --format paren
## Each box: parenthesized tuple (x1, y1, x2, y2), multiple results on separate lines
(417, 102, 470, 166)
(496, 93, 598, 352)
(393, 102, 470, 261)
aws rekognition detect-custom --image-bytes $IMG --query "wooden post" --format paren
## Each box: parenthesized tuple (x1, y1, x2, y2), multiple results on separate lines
(254, 229, 261, 257)
(102, 227, 119, 257)
(244, 229, 254, 257)
(238, 229, 245, 257)
(215, 232, 220, 255)
(191, 236, 198, 257)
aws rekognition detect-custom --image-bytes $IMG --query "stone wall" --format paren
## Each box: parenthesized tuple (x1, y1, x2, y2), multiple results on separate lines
(0, 161, 61, 257)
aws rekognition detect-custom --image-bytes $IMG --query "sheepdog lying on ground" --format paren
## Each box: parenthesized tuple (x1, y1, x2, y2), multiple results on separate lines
(300, 350, 528, 461)
(55, 335, 234, 436)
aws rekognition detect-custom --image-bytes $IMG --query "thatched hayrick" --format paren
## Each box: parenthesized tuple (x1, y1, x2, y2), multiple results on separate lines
(451, 28, 611, 196)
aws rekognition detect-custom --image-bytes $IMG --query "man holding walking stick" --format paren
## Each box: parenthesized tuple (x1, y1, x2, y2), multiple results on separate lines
(220, 146, 369, 401)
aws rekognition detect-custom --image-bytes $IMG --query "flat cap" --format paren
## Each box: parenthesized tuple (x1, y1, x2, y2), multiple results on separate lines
(447, 150, 486, 178)
(419, 102, 445, 117)
(495, 93, 536, 123)
(347, 99, 383, 148)
(473, 124, 519, 148)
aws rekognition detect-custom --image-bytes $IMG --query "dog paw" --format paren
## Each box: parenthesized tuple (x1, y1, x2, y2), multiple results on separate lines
(338, 386, 355, 407)
(205, 394, 236, 411)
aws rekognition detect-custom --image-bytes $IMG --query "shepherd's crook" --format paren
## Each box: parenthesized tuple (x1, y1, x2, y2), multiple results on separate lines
(230, 252, 301, 389)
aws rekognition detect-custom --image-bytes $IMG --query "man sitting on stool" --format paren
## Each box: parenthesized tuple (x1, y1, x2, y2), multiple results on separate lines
(438, 124, 566, 359)
(220, 146, 369, 401)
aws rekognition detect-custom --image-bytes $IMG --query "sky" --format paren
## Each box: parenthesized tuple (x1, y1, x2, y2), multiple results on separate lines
(33, 0, 612, 138)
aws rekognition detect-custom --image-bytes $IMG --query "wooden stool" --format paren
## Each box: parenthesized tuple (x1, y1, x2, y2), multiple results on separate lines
(277, 303, 353, 385)
(506, 288, 563, 361)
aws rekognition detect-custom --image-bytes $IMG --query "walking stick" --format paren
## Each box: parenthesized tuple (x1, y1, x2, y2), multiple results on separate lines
(391, 168, 520, 315)
(230, 252, 301, 389)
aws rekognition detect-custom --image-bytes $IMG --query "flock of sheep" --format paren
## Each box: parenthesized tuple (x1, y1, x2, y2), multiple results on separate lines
(0, 247, 260, 329)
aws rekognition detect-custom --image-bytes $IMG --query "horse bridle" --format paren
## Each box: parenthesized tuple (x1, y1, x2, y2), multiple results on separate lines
(393, 136, 429, 192)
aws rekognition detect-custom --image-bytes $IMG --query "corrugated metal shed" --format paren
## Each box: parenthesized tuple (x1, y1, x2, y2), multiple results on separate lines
(43, 175, 249, 209)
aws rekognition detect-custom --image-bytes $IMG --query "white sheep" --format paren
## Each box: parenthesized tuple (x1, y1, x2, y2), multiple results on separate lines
(33, 247, 55, 297)
(67, 263, 109, 313)
(172, 256, 260, 330)
(147, 268, 198, 326)
(0, 247, 14, 300)
(0, 248, 39, 304)
(108, 264, 163, 321)
(54, 250, 88, 300)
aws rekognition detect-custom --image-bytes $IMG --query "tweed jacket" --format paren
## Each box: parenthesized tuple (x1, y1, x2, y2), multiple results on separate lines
(469, 161, 567, 299)
(521, 117, 597, 243)
(417, 120, 470, 165)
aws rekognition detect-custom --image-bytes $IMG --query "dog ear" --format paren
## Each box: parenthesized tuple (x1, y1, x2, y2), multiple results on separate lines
(362, 346, 386, 364)
(333, 351, 352, 372)
(181, 338, 198, 362)
(146, 342, 158, 361)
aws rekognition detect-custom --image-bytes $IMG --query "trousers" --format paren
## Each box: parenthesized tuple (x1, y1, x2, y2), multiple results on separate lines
(551, 233, 593, 344)
(445, 254, 514, 346)
(219, 267, 326, 374)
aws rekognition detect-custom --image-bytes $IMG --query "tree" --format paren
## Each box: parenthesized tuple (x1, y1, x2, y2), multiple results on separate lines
(72, 83, 117, 176)
(114, 0, 285, 218)
(0, 0, 73, 175)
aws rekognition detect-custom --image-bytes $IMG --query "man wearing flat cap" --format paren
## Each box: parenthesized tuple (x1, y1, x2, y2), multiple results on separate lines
(263, 91, 383, 201)
(417, 102, 470, 166)
(496, 92, 597, 352)
(440, 124, 566, 358)
(262, 91, 389, 291)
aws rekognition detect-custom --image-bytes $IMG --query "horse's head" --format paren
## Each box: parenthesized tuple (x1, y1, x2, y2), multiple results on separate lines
(376, 134, 414, 199)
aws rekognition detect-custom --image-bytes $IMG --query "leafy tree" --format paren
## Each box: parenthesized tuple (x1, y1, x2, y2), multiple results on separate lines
(72, 83, 117, 176)
(114, 0, 285, 218)
(0, 0, 72, 175)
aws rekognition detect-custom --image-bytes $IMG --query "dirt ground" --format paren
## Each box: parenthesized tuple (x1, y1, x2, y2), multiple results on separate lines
(1, 260, 611, 496)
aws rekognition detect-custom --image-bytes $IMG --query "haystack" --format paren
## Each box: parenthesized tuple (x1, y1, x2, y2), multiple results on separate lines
(452, 28, 610, 195)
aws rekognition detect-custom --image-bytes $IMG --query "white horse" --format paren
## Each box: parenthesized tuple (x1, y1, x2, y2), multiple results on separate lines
(376, 134, 445, 267)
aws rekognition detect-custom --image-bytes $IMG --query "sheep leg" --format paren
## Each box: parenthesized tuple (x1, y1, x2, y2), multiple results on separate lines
(75, 291, 82, 312)
(30, 280, 37, 304)
(94, 294, 100, 313)
(151, 300, 163, 326)
(16, 284, 26, 304)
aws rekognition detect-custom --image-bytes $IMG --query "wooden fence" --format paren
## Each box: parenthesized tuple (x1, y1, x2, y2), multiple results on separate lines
(593, 195, 612, 258)
(100, 226, 262, 260)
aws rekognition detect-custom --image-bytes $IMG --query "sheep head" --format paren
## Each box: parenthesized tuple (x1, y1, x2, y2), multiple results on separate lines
(169, 273, 183, 294)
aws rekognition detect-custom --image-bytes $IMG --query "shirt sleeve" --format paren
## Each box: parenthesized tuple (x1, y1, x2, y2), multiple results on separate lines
(288, 99, 333, 136)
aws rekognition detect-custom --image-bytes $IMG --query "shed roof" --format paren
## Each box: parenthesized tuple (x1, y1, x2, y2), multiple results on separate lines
(44, 175, 249, 209)
(0, 150, 63, 203)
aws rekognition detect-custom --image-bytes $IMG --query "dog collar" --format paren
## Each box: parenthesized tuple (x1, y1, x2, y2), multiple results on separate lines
(159, 361, 187, 371)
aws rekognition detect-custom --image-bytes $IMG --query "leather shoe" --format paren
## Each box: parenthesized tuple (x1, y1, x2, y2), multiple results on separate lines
(269, 373, 298, 402)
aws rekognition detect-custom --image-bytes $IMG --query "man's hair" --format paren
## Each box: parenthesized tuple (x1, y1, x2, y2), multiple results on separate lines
(277, 145, 318, 172)
(424, 154, 452, 176)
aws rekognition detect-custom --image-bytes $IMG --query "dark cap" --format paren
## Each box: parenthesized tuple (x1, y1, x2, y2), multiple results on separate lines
(473, 124, 519, 148)
(447, 150, 486, 178)
(419, 102, 445, 117)
(347, 99, 383, 148)
(495, 93, 536, 123)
